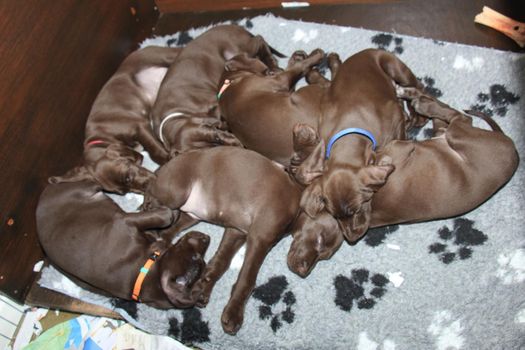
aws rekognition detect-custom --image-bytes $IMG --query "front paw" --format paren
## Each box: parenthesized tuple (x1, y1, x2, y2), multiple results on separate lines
(395, 85, 420, 100)
(191, 278, 214, 308)
(308, 48, 325, 62)
(221, 304, 244, 335)
(216, 130, 243, 147)
(288, 50, 308, 66)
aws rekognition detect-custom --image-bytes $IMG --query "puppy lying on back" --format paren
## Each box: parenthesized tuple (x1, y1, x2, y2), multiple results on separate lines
(144, 146, 303, 334)
(218, 49, 336, 165)
(50, 46, 180, 194)
(287, 90, 519, 277)
(36, 180, 210, 308)
(151, 25, 283, 157)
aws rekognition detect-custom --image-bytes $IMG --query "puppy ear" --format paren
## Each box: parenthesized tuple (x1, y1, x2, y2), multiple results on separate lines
(300, 181, 325, 218)
(106, 144, 143, 164)
(160, 268, 195, 308)
(344, 202, 372, 243)
(48, 166, 93, 184)
(360, 162, 395, 191)
(293, 138, 326, 185)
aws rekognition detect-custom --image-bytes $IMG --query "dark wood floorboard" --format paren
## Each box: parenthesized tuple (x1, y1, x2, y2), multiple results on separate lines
(0, 0, 158, 304)
(155, 0, 525, 52)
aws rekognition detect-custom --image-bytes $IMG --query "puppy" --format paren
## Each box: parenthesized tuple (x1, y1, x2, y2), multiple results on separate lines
(49, 46, 180, 194)
(36, 180, 210, 308)
(294, 48, 425, 240)
(144, 146, 302, 334)
(287, 90, 519, 277)
(151, 25, 283, 157)
(218, 49, 336, 165)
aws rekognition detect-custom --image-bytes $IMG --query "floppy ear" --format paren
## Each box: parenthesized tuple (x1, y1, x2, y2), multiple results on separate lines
(105, 144, 143, 164)
(344, 202, 372, 243)
(160, 267, 195, 307)
(359, 161, 395, 192)
(300, 181, 325, 218)
(48, 166, 93, 184)
(294, 138, 326, 186)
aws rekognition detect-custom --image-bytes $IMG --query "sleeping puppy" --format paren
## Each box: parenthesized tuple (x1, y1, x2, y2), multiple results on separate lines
(218, 49, 335, 165)
(151, 25, 283, 157)
(36, 180, 210, 308)
(287, 91, 519, 277)
(144, 146, 303, 334)
(49, 46, 180, 194)
(293, 48, 426, 241)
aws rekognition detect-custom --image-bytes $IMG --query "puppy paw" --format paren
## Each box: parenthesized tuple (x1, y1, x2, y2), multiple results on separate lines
(290, 50, 307, 61)
(308, 48, 325, 61)
(216, 131, 243, 147)
(395, 85, 420, 100)
(221, 305, 244, 335)
(191, 278, 213, 308)
(327, 52, 341, 65)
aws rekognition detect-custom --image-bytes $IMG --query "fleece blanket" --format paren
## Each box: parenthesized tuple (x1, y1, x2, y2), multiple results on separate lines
(38, 15, 525, 350)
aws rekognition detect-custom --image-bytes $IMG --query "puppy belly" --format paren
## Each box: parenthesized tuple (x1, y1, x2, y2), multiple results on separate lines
(135, 67, 169, 104)
(180, 181, 210, 220)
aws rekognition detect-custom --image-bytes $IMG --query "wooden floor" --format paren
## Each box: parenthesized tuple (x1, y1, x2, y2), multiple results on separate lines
(0, 0, 158, 304)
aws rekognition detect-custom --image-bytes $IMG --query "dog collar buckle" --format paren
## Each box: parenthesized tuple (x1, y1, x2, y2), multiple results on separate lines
(131, 251, 161, 302)
(325, 128, 377, 159)
(217, 79, 232, 100)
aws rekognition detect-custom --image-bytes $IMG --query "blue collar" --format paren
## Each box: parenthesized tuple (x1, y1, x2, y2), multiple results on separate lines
(325, 128, 377, 159)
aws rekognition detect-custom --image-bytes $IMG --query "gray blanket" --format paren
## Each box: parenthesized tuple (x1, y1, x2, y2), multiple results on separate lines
(38, 15, 525, 350)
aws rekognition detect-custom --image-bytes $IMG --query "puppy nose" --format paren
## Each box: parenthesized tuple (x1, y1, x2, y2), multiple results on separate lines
(295, 261, 310, 277)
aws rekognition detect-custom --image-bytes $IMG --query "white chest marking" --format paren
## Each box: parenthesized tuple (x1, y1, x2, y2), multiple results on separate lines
(180, 181, 209, 220)
(135, 67, 168, 104)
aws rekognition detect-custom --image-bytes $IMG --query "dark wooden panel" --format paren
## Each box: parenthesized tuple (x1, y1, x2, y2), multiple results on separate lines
(25, 279, 122, 319)
(155, 0, 393, 13)
(155, 0, 525, 52)
(0, 0, 157, 303)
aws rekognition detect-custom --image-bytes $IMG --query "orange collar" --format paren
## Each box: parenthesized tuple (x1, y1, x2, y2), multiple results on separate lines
(131, 251, 160, 302)
(217, 79, 232, 99)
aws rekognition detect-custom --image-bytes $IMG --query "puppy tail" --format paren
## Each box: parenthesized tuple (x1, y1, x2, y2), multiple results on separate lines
(270, 45, 287, 58)
(463, 109, 503, 133)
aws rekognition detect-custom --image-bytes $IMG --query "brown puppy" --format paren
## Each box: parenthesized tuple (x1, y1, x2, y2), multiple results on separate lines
(151, 25, 283, 157)
(49, 46, 180, 194)
(36, 180, 210, 308)
(294, 48, 425, 240)
(218, 49, 336, 165)
(144, 146, 302, 334)
(287, 90, 519, 277)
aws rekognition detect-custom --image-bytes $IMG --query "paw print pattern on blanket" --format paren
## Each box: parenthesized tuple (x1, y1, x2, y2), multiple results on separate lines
(371, 33, 404, 54)
(418, 76, 443, 98)
(470, 84, 520, 117)
(111, 298, 138, 319)
(334, 269, 389, 312)
(364, 225, 399, 247)
(230, 18, 254, 29)
(252, 275, 296, 332)
(429, 218, 488, 264)
(168, 309, 210, 344)
(166, 31, 194, 47)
